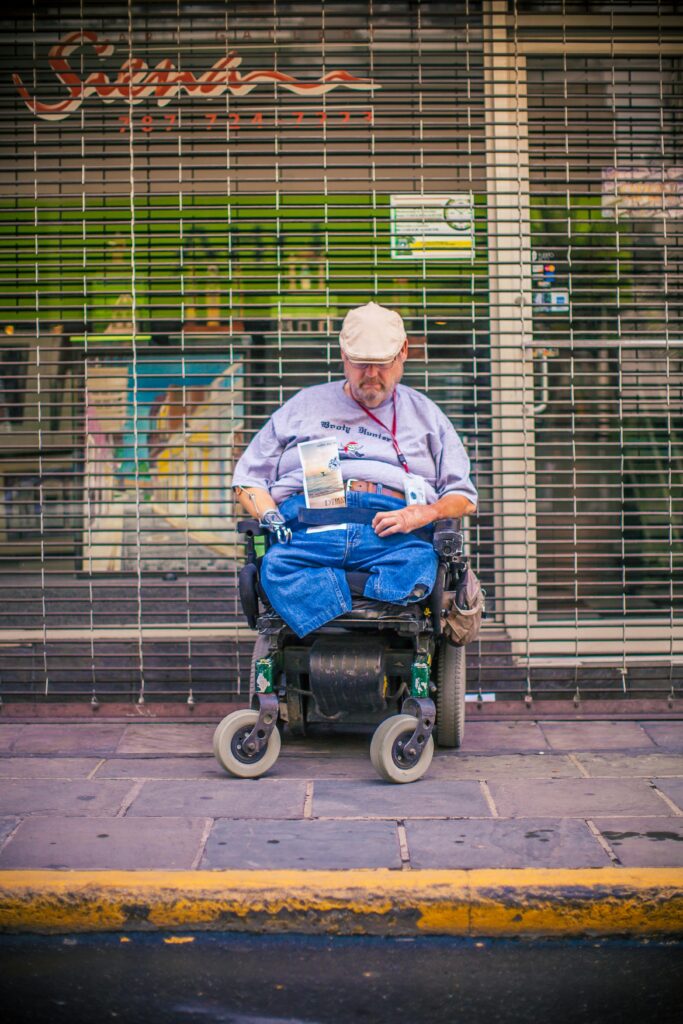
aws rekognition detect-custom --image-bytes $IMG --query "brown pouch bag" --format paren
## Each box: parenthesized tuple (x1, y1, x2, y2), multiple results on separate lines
(443, 565, 485, 646)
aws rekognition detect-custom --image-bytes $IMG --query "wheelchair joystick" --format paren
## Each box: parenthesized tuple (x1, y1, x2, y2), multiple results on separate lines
(259, 509, 292, 545)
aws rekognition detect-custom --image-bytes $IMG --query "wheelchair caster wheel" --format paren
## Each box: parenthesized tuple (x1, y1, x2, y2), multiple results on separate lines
(213, 709, 281, 779)
(370, 713, 434, 784)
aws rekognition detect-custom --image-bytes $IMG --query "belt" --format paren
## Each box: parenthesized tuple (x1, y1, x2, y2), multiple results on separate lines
(346, 480, 405, 501)
(292, 506, 433, 544)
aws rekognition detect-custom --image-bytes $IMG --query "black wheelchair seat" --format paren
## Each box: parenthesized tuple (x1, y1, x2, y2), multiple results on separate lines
(239, 558, 427, 632)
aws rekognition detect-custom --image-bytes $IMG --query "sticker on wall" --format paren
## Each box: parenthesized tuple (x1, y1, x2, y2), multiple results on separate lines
(531, 250, 568, 314)
(602, 167, 683, 219)
(533, 289, 569, 313)
(390, 194, 474, 259)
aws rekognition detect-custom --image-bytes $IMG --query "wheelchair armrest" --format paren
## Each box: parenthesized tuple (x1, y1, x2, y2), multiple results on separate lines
(433, 518, 464, 561)
(239, 563, 260, 629)
(238, 519, 267, 536)
(238, 518, 270, 565)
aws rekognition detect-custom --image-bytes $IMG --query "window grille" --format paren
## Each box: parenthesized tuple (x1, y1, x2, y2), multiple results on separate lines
(0, 0, 679, 707)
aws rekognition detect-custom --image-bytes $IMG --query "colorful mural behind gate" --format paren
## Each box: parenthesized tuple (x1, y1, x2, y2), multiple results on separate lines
(83, 356, 244, 573)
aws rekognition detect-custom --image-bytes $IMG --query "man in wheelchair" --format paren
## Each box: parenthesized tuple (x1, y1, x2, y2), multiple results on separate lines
(213, 301, 479, 783)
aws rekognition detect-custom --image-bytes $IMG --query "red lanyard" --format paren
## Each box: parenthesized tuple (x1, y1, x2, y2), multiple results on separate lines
(351, 391, 410, 473)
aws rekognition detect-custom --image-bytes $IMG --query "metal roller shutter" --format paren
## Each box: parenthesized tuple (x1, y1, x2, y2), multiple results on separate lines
(0, 0, 679, 710)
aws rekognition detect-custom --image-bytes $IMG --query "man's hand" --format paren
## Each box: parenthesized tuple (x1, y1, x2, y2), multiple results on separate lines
(372, 504, 434, 537)
(372, 492, 477, 537)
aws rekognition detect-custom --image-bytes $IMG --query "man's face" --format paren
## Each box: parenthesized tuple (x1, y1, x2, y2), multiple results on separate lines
(342, 343, 408, 408)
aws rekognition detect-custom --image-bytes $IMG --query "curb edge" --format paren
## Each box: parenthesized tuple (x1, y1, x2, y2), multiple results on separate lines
(1, 868, 682, 936)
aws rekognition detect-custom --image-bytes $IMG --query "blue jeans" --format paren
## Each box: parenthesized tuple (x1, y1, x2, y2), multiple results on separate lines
(260, 491, 438, 637)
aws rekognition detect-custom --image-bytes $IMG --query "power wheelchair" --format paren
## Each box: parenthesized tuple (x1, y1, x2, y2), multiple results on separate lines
(213, 515, 470, 784)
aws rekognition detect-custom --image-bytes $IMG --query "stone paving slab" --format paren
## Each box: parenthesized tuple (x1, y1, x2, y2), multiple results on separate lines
(405, 818, 609, 869)
(487, 778, 671, 818)
(429, 752, 580, 780)
(116, 723, 216, 755)
(593, 817, 683, 867)
(269, 755, 377, 779)
(574, 752, 683, 778)
(539, 721, 655, 751)
(312, 779, 491, 819)
(0, 757, 101, 779)
(202, 819, 401, 870)
(652, 777, 683, 811)
(0, 817, 18, 846)
(94, 757, 224, 780)
(94, 752, 580, 783)
(84, 750, 683, 784)
(0, 780, 133, 817)
(0, 815, 208, 870)
(127, 779, 307, 819)
(640, 722, 683, 750)
(11, 724, 126, 755)
(0, 725, 26, 753)
(458, 722, 549, 752)
(277, 737, 369, 759)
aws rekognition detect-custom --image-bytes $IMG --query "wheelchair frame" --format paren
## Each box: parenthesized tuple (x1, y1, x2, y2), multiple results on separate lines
(212, 516, 469, 783)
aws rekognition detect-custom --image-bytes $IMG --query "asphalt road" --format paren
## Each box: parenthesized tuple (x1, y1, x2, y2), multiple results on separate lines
(1, 933, 681, 1024)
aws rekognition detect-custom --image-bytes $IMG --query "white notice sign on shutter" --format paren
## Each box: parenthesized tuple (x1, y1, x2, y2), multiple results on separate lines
(389, 193, 474, 259)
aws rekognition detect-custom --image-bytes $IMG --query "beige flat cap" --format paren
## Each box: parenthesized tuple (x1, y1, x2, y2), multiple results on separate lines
(339, 301, 407, 364)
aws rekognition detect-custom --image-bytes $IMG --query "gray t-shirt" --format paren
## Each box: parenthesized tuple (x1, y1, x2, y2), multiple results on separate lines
(232, 380, 477, 506)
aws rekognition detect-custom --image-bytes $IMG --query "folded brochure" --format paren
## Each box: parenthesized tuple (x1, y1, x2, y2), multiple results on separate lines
(298, 438, 346, 509)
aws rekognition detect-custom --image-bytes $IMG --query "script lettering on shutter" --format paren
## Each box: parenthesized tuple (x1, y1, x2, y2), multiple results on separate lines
(13, 30, 380, 121)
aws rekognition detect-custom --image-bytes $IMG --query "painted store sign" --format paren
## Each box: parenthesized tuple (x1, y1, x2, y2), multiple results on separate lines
(13, 30, 380, 121)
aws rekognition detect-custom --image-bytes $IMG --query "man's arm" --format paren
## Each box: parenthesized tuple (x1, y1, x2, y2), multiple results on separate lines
(234, 485, 293, 544)
(234, 485, 278, 520)
(232, 406, 289, 520)
(372, 492, 476, 538)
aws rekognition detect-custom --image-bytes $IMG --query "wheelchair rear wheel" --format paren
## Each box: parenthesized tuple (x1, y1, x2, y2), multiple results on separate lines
(435, 641, 466, 748)
(370, 713, 434, 784)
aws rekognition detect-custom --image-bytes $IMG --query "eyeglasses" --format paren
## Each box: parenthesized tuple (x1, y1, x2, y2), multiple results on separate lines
(346, 356, 398, 371)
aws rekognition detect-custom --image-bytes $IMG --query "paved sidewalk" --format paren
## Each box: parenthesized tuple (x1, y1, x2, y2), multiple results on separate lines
(0, 717, 682, 935)
(0, 718, 682, 871)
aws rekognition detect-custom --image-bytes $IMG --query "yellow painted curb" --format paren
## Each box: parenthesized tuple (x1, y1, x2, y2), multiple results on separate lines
(1, 868, 682, 936)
